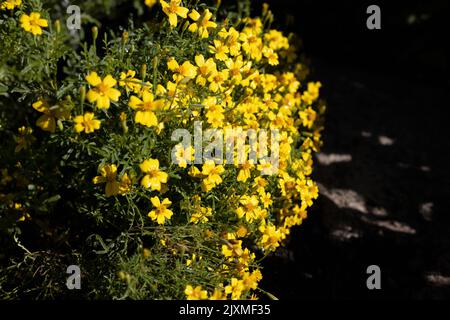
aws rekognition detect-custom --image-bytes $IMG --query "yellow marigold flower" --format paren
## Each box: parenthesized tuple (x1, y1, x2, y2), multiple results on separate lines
(194, 54, 216, 86)
(32, 100, 70, 133)
(239, 30, 263, 61)
(15, 126, 35, 152)
(93, 164, 120, 197)
(225, 278, 244, 300)
(222, 240, 243, 258)
(128, 91, 164, 127)
(236, 160, 254, 182)
(144, 0, 157, 8)
(299, 106, 317, 129)
(297, 179, 318, 207)
(235, 225, 248, 238)
(185, 285, 208, 300)
(1, 0, 21, 10)
(20, 12, 48, 36)
(148, 196, 173, 224)
(225, 56, 250, 85)
(160, 0, 188, 27)
(259, 191, 272, 208)
(119, 70, 142, 93)
(174, 144, 194, 168)
(188, 9, 217, 38)
(264, 29, 289, 51)
(242, 269, 262, 290)
(167, 58, 197, 82)
(263, 47, 279, 66)
(139, 158, 168, 191)
(209, 39, 229, 61)
(258, 222, 282, 251)
(190, 204, 212, 224)
(201, 160, 224, 192)
(85, 72, 121, 109)
(208, 69, 229, 92)
(204, 97, 224, 127)
(302, 81, 322, 105)
(118, 173, 132, 195)
(236, 195, 261, 222)
(209, 288, 226, 300)
(73, 112, 101, 134)
(218, 27, 241, 56)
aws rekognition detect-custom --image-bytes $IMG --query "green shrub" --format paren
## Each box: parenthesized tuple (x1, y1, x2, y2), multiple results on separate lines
(0, 0, 324, 299)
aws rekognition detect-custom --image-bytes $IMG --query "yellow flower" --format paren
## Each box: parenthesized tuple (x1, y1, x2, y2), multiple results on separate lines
(160, 0, 188, 27)
(190, 204, 212, 224)
(302, 81, 322, 105)
(118, 173, 132, 195)
(209, 288, 226, 300)
(93, 164, 120, 197)
(263, 47, 279, 66)
(201, 160, 224, 192)
(1, 0, 21, 10)
(194, 54, 216, 86)
(209, 40, 229, 61)
(204, 97, 224, 128)
(236, 195, 261, 222)
(225, 278, 244, 300)
(258, 222, 282, 251)
(264, 29, 289, 51)
(148, 196, 173, 224)
(32, 100, 70, 133)
(128, 91, 164, 127)
(20, 12, 48, 36)
(259, 191, 272, 208)
(144, 0, 157, 8)
(242, 270, 262, 290)
(15, 126, 35, 152)
(188, 9, 217, 38)
(299, 107, 317, 129)
(74, 112, 101, 134)
(174, 144, 194, 168)
(236, 160, 254, 182)
(167, 58, 197, 82)
(185, 285, 208, 300)
(218, 27, 241, 56)
(85, 72, 121, 109)
(208, 69, 229, 92)
(139, 158, 168, 191)
(239, 30, 263, 61)
(119, 70, 142, 93)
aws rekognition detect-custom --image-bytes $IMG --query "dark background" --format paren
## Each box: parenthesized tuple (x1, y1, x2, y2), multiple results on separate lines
(261, 0, 450, 299)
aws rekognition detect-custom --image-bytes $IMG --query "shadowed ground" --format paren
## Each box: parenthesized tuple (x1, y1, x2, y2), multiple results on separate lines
(261, 59, 450, 299)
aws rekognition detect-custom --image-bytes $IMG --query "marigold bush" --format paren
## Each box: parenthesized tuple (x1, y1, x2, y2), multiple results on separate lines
(0, 0, 324, 299)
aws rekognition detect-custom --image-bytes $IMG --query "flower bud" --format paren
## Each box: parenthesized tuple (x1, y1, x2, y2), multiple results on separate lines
(54, 20, 61, 33)
(141, 64, 147, 81)
(91, 26, 98, 42)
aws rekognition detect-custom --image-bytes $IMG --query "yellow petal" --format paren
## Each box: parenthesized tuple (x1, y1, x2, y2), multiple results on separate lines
(86, 72, 102, 86)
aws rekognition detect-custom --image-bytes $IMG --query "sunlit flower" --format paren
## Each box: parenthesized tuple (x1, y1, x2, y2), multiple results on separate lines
(148, 196, 173, 224)
(93, 164, 120, 197)
(86, 72, 121, 109)
(188, 9, 217, 38)
(20, 12, 48, 35)
(140, 158, 168, 191)
(160, 0, 188, 27)
(128, 91, 164, 127)
(185, 285, 208, 300)
(1, 0, 21, 10)
(74, 112, 101, 134)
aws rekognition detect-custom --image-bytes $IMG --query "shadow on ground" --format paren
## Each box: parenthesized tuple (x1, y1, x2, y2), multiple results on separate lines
(261, 60, 450, 299)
